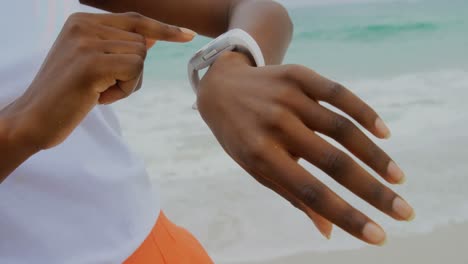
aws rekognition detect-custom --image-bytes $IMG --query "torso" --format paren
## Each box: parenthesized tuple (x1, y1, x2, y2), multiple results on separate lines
(0, 2, 160, 263)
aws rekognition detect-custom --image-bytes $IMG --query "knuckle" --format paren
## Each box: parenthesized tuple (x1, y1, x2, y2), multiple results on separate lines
(67, 19, 84, 35)
(84, 54, 100, 70)
(330, 116, 354, 140)
(367, 144, 380, 159)
(370, 185, 397, 212)
(131, 57, 144, 72)
(320, 150, 348, 176)
(75, 54, 98, 80)
(119, 85, 133, 98)
(367, 145, 386, 168)
(288, 199, 302, 210)
(125, 11, 144, 20)
(244, 137, 270, 167)
(299, 184, 321, 207)
(123, 12, 144, 31)
(68, 12, 85, 21)
(283, 64, 307, 84)
(161, 23, 171, 32)
(272, 85, 298, 104)
(266, 105, 290, 126)
(327, 81, 345, 101)
(357, 104, 371, 118)
(159, 23, 175, 38)
(341, 209, 366, 231)
(134, 34, 146, 45)
(357, 105, 377, 127)
(139, 46, 148, 59)
(369, 184, 386, 204)
(133, 42, 147, 58)
(283, 64, 305, 80)
(74, 38, 92, 53)
(139, 41, 147, 49)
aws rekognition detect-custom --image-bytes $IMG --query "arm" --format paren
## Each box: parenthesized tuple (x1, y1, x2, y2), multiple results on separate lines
(0, 108, 39, 183)
(0, 13, 194, 184)
(79, 0, 292, 65)
(81, 0, 414, 246)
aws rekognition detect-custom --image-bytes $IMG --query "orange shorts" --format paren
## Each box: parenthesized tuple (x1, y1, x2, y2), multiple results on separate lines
(124, 211, 214, 264)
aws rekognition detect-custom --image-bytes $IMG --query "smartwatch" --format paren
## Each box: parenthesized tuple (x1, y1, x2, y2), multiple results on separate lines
(187, 29, 265, 97)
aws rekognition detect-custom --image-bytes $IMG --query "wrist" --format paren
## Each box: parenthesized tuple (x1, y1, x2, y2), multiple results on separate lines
(0, 99, 42, 157)
(212, 51, 255, 68)
(204, 51, 254, 82)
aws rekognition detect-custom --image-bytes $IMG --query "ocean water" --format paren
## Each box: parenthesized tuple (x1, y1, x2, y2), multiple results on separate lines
(114, 0, 468, 262)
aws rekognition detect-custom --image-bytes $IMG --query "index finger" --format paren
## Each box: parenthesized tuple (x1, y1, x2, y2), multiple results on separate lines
(285, 65, 391, 139)
(87, 12, 196, 42)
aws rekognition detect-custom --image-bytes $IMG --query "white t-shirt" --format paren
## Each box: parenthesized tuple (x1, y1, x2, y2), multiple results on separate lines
(0, 1, 160, 263)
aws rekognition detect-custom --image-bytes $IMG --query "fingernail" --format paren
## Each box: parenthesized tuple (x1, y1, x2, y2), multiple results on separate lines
(362, 223, 386, 245)
(392, 197, 415, 221)
(387, 161, 406, 184)
(180, 27, 197, 37)
(320, 229, 332, 240)
(375, 118, 391, 139)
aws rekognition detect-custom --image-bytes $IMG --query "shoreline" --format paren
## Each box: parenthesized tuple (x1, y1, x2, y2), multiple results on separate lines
(225, 222, 468, 264)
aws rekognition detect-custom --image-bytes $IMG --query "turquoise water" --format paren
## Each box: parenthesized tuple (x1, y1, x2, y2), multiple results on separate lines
(115, 1, 468, 262)
(145, 0, 468, 81)
(288, 0, 468, 79)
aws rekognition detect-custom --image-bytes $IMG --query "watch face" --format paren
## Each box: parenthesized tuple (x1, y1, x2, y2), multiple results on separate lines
(189, 29, 265, 92)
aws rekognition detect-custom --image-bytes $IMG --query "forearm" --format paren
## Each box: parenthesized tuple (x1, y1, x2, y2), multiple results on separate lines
(0, 140, 32, 184)
(0, 105, 38, 183)
(80, 0, 293, 65)
(227, 1, 293, 65)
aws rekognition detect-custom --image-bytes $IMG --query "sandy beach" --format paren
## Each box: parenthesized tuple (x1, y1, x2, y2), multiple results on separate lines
(226, 222, 468, 264)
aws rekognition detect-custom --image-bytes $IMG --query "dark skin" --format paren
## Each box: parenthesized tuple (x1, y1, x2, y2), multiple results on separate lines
(0, 0, 414, 246)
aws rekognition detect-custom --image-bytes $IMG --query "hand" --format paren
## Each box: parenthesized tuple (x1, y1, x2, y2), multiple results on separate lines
(197, 51, 414, 245)
(3, 12, 195, 150)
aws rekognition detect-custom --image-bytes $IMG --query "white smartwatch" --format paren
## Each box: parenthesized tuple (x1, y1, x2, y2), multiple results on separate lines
(188, 29, 265, 97)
